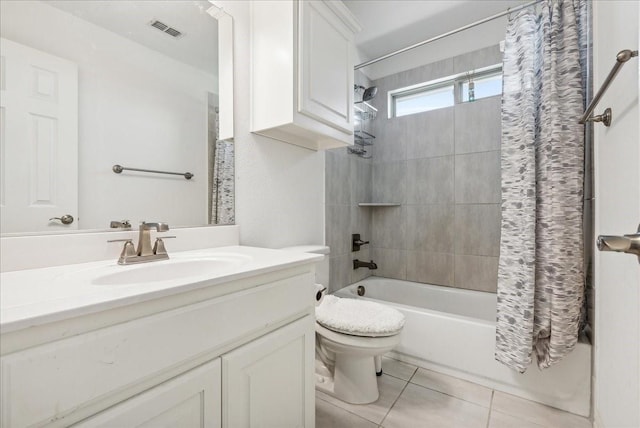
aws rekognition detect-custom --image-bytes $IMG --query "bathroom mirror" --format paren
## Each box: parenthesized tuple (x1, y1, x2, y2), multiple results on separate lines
(0, 0, 234, 235)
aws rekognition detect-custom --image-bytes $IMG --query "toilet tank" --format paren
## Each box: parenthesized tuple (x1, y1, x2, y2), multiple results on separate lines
(281, 245, 330, 289)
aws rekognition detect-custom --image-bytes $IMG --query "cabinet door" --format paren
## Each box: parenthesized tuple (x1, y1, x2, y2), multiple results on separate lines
(74, 359, 221, 428)
(298, 0, 354, 134)
(222, 316, 315, 428)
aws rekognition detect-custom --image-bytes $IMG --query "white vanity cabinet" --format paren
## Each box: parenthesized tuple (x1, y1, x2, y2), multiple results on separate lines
(0, 265, 317, 428)
(251, 0, 361, 150)
(223, 316, 315, 427)
(74, 359, 222, 428)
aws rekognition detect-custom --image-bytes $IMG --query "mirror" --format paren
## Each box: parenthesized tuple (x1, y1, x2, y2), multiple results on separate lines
(0, 0, 234, 235)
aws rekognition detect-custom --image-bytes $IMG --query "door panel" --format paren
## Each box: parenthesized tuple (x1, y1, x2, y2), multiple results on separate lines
(0, 38, 78, 233)
(298, 1, 353, 134)
(74, 359, 221, 428)
(222, 316, 315, 428)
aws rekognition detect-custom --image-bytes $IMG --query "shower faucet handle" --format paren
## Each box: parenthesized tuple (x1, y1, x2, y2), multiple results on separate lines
(597, 224, 640, 264)
(352, 234, 370, 252)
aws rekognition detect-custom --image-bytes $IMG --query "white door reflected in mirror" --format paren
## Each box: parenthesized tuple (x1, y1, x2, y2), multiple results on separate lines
(0, 38, 79, 233)
(0, 0, 234, 235)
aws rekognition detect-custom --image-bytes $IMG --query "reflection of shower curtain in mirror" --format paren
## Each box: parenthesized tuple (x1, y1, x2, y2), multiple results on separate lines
(209, 108, 235, 224)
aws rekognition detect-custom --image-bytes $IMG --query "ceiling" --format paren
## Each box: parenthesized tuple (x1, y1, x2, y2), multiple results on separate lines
(47, 0, 218, 74)
(343, 0, 530, 79)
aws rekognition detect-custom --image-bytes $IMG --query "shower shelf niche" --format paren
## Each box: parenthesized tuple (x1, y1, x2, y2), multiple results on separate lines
(358, 203, 401, 207)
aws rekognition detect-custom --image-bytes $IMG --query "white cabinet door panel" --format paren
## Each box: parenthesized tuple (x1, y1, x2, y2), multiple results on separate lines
(222, 316, 315, 428)
(298, 0, 353, 134)
(74, 359, 221, 428)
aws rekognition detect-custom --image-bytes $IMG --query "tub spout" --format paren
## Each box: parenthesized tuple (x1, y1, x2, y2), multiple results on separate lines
(353, 259, 377, 270)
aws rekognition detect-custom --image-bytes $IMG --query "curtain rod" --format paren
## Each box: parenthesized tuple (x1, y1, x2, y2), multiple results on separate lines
(354, 0, 540, 70)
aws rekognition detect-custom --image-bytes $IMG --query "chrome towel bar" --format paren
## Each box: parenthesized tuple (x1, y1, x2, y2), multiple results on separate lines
(112, 164, 194, 180)
(579, 49, 638, 126)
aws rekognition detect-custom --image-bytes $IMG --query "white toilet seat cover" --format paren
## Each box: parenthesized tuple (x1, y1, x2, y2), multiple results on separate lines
(315, 295, 405, 337)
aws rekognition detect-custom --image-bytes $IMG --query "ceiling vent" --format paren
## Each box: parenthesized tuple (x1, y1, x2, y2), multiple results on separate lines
(149, 20, 184, 38)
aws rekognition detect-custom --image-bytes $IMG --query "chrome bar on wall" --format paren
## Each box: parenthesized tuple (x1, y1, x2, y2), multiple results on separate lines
(112, 164, 194, 180)
(579, 49, 638, 126)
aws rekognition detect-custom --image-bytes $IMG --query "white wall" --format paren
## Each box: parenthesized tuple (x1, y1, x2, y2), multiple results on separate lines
(593, 1, 640, 427)
(0, 1, 216, 229)
(216, 1, 325, 249)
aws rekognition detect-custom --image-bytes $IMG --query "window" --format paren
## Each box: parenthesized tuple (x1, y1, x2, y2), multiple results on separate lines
(461, 71, 502, 102)
(393, 84, 454, 117)
(389, 64, 502, 118)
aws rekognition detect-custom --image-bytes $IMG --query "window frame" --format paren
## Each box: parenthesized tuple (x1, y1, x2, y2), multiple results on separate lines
(388, 63, 503, 119)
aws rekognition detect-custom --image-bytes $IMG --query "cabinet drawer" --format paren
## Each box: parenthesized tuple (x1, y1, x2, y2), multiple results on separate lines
(1, 273, 313, 427)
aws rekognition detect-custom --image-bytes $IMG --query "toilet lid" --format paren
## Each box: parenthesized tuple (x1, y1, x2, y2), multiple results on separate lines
(315, 295, 405, 337)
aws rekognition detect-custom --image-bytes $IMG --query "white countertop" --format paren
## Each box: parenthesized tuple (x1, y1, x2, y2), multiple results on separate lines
(1, 246, 322, 334)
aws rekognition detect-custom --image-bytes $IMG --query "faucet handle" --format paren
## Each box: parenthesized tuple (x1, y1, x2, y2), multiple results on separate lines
(153, 236, 176, 256)
(107, 239, 136, 263)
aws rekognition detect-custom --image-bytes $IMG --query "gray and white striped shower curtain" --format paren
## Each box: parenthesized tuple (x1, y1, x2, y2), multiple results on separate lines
(495, 0, 588, 372)
(209, 108, 235, 225)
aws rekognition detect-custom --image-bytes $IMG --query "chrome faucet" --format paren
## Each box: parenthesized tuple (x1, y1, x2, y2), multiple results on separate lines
(353, 259, 378, 270)
(137, 222, 169, 256)
(108, 221, 174, 265)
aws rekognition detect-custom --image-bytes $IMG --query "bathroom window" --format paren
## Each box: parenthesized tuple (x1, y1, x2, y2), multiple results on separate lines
(389, 64, 502, 118)
(460, 69, 503, 102)
(392, 83, 455, 117)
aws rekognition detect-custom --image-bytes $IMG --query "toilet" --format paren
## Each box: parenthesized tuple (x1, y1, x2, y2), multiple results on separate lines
(282, 245, 404, 405)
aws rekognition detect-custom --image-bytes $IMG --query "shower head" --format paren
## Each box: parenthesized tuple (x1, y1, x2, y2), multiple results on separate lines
(362, 86, 378, 101)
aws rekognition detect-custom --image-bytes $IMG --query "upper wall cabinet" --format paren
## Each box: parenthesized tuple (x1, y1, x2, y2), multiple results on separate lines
(250, 0, 361, 150)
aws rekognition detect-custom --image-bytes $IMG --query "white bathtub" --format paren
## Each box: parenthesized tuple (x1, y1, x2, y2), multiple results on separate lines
(335, 277, 591, 417)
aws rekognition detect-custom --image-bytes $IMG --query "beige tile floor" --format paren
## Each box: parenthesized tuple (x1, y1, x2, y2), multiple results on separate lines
(316, 356, 592, 428)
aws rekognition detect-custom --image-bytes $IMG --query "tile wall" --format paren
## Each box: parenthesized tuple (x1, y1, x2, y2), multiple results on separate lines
(324, 72, 375, 293)
(326, 46, 503, 293)
(368, 45, 503, 292)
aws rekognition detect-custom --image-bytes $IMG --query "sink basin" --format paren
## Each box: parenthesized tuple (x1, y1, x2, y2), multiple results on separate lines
(90, 254, 252, 286)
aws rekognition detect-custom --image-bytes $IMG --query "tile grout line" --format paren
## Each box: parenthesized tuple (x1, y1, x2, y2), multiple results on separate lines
(316, 394, 381, 426)
(379, 375, 414, 427)
(402, 365, 495, 409)
(485, 390, 495, 428)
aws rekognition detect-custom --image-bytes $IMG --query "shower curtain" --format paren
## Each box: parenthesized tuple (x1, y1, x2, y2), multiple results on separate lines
(495, 0, 588, 372)
(210, 108, 235, 225)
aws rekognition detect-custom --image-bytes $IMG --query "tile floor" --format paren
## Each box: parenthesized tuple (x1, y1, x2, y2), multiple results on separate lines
(316, 356, 592, 428)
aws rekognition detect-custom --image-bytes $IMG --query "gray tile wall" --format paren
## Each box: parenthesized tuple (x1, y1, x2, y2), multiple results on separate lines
(325, 149, 375, 293)
(324, 71, 375, 293)
(367, 45, 503, 293)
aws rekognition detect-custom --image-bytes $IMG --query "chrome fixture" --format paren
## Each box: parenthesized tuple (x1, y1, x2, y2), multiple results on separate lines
(353, 259, 378, 270)
(112, 164, 194, 180)
(110, 220, 131, 229)
(108, 221, 174, 265)
(597, 224, 640, 264)
(352, 234, 370, 252)
(49, 214, 74, 225)
(354, 85, 378, 103)
(355, 0, 540, 70)
(579, 49, 638, 126)
(351, 86, 377, 159)
(357, 285, 365, 296)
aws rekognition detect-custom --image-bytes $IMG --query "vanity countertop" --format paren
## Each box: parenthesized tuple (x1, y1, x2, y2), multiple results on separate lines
(0, 246, 322, 334)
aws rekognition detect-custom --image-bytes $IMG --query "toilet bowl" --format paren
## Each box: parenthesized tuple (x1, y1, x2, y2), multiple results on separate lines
(314, 295, 404, 404)
(281, 245, 404, 405)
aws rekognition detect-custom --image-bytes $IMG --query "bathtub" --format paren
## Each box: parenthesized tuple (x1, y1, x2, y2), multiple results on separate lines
(335, 277, 591, 417)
